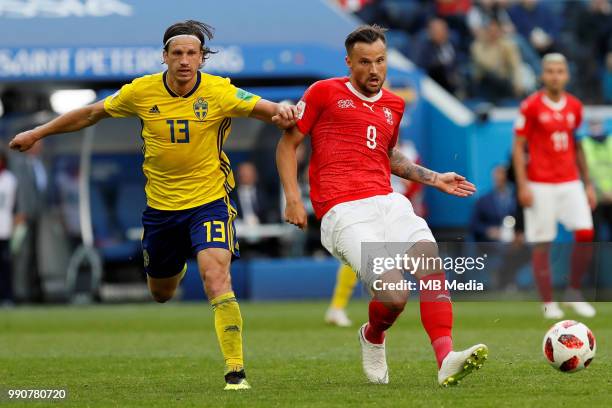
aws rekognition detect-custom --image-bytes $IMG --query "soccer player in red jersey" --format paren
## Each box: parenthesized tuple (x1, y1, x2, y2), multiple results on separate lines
(277, 25, 488, 387)
(513, 53, 597, 319)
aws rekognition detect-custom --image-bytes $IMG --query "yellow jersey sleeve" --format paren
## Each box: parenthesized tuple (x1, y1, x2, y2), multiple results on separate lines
(104, 82, 137, 118)
(217, 78, 261, 117)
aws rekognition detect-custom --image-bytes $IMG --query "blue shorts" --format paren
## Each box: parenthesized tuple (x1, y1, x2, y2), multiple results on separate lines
(141, 196, 239, 279)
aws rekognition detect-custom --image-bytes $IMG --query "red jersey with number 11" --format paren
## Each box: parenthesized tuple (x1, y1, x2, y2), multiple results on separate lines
(295, 77, 405, 219)
(514, 91, 583, 183)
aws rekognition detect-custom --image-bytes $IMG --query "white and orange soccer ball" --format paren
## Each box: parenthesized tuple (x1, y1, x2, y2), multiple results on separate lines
(543, 320, 596, 373)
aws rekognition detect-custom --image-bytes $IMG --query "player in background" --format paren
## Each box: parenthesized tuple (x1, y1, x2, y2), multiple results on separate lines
(325, 263, 359, 327)
(513, 53, 597, 319)
(9, 20, 297, 390)
(277, 25, 487, 386)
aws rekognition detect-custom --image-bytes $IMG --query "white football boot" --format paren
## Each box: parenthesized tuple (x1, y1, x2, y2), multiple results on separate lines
(563, 288, 596, 318)
(438, 344, 488, 387)
(358, 323, 389, 384)
(542, 302, 564, 319)
(325, 307, 353, 327)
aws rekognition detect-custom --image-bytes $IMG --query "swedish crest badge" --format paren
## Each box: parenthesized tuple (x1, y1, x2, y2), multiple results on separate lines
(193, 97, 208, 121)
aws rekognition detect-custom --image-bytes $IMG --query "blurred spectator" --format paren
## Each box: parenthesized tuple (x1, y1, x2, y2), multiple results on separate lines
(415, 18, 461, 94)
(436, 0, 472, 15)
(435, 0, 473, 47)
(468, 0, 514, 38)
(468, 0, 542, 77)
(336, 0, 372, 11)
(471, 19, 525, 101)
(10, 141, 48, 303)
(0, 149, 17, 305)
(571, 0, 612, 103)
(381, 0, 433, 34)
(508, 0, 560, 55)
(336, 0, 387, 26)
(234, 161, 280, 258)
(572, 0, 611, 56)
(470, 164, 528, 290)
(235, 162, 274, 226)
(470, 165, 517, 242)
(581, 120, 612, 240)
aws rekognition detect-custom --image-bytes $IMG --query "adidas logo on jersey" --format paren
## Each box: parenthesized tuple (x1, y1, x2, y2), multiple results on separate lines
(149, 105, 160, 114)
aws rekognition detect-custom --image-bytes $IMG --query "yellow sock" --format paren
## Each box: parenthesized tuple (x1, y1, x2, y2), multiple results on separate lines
(330, 264, 358, 310)
(210, 291, 244, 372)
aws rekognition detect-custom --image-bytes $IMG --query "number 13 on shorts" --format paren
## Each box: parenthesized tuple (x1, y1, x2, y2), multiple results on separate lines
(203, 220, 226, 243)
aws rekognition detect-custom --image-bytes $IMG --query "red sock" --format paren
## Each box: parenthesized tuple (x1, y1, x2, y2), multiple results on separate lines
(569, 229, 594, 289)
(364, 299, 402, 344)
(432, 336, 453, 368)
(419, 273, 453, 367)
(532, 248, 552, 303)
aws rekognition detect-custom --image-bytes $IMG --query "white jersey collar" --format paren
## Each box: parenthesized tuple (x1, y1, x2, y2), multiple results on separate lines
(345, 81, 383, 103)
(541, 94, 567, 111)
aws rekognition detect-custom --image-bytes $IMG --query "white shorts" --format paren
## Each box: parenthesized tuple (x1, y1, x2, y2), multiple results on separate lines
(524, 181, 593, 243)
(320, 192, 435, 288)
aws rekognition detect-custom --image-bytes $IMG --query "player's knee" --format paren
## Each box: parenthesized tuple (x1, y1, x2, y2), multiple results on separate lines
(384, 298, 407, 313)
(378, 290, 408, 312)
(151, 290, 174, 303)
(409, 241, 440, 276)
(151, 292, 173, 303)
(150, 288, 175, 303)
(203, 268, 232, 297)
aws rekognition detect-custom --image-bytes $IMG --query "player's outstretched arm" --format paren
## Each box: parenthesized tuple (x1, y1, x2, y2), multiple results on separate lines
(512, 136, 533, 207)
(9, 100, 110, 152)
(389, 147, 476, 198)
(276, 126, 308, 229)
(249, 99, 298, 129)
(576, 141, 597, 209)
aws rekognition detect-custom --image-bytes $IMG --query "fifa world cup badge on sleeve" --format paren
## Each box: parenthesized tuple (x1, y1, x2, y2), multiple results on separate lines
(296, 100, 306, 119)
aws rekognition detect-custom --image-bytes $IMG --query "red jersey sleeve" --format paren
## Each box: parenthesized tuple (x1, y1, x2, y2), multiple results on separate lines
(514, 99, 533, 139)
(575, 100, 583, 130)
(296, 81, 329, 135)
(389, 100, 405, 149)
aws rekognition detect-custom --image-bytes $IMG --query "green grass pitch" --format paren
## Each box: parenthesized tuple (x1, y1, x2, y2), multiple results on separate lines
(1, 301, 610, 407)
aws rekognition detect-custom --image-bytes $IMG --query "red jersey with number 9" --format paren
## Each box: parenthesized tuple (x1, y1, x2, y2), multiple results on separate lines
(514, 91, 583, 183)
(295, 77, 405, 218)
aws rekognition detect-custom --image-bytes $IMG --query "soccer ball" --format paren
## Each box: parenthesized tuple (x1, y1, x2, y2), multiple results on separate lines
(542, 320, 596, 373)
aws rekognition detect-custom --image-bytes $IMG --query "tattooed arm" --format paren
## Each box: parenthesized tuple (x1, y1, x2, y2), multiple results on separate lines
(388, 147, 476, 198)
(389, 147, 439, 186)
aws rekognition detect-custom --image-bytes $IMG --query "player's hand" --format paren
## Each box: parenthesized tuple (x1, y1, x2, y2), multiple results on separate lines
(517, 186, 533, 207)
(585, 183, 597, 210)
(434, 172, 476, 198)
(272, 104, 298, 129)
(9, 130, 39, 152)
(284, 200, 308, 230)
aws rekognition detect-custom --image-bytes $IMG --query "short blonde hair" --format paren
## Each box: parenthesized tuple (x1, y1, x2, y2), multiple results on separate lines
(542, 53, 568, 67)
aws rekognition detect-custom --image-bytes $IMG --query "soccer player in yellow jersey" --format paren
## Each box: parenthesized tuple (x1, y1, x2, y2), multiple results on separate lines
(9, 20, 298, 391)
(325, 263, 358, 327)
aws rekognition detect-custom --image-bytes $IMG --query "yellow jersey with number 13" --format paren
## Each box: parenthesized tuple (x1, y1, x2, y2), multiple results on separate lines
(103, 71, 260, 210)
